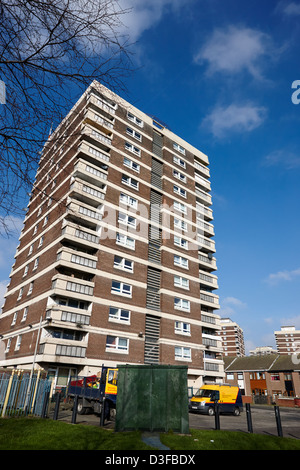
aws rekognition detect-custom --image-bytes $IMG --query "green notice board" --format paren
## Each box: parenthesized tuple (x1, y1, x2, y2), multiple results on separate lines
(115, 364, 189, 434)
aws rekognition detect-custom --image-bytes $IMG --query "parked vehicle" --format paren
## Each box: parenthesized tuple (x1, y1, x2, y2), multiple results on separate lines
(68, 366, 118, 419)
(189, 384, 243, 416)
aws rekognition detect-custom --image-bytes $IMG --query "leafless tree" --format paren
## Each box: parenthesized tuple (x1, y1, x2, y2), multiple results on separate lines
(0, 0, 133, 235)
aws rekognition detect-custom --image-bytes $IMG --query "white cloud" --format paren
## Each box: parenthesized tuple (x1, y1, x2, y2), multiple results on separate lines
(218, 296, 247, 317)
(194, 25, 273, 79)
(118, 0, 192, 41)
(265, 268, 300, 285)
(202, 103, 267, 138)
(279, 1, 300, 16)
(262, 149, 300, 169)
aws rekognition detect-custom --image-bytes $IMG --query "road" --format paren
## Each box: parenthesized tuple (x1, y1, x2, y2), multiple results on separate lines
(51, 403, 300, 440)
(189, 405, 300, 439)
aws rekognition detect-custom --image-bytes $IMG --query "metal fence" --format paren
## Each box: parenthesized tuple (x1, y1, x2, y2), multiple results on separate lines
(0, 371, 53, 417)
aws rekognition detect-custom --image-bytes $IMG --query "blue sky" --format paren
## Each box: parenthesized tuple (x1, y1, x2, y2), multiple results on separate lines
(1, 0, 300, 353)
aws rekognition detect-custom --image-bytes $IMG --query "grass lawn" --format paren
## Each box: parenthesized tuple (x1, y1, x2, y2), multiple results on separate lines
(0, 417, 300, 450)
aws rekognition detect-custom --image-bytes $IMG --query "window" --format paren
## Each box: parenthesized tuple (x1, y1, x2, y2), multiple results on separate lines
(174, 275, 189, 289)
(175, 346, 191, 360)
(27, 282, 34, 295)
(173, 142, 185, 155)
(114, 255, 134, 272)
(106, 335, 129, 352)
(15, 335, 22, 351)
(175, 321, 190, 335)
(109, 307, 130, 323)
(174, 235, 188, 250)
(11, 311, 18, 326)
(127, 112, 143, 128)
(174, 217, 187, 232)
(116, 233, 135, 250)
(173, 169, 186, 183)
(126, 127, 142, 141)
(5, 338, 11, 353)
(174, 255, 188, 268)
(174, 201, 187, 214)
(125, 141, 141, 157)
(23, 265, 29, 277)
(123, 156, 140, 173)
(111, 280, 132, 297)
(120, 193, 138, 209)
(122, 174, 139, 190)
(43, 216, 48, 226)
(17, 288, 23, 300)
(118, 212, 136, 229)
(33, 257, 39, 270)
(21, 307, 28, 322)
(173, 155, 186, 168)
(38, 236, 44, 248)
(28, 244, 34, 255)
(174, 185, 186, 198)
(174, 297, 190, 312)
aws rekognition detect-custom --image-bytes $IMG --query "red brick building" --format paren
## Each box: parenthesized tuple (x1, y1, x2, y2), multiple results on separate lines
(0, 82, 222, 389)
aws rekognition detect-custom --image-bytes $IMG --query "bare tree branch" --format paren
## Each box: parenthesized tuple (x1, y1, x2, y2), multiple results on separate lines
(0, 0, 134, 235)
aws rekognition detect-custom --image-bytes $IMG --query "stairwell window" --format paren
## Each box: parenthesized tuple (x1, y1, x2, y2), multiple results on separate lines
(118, 212, 137, 229)
(120, 193, 138, 209)
(109, 307, 130, 323)
(174, 255, 188, 269)
(175, 321, 191, 335)
(174, 275, 189, 289)
(111, 280, 132, 297)
(116, 233, 135, 250)
(122, 174, 139, 190)
(127, 112, 144, 128)
(173, 169, 186, 183)
(106, 335, 129, 353)
(114, 255, 134, 273)
(175, 346, 191, 361)
(173, 142, 185, 155)
(173, 185, 186, 198)
(123, 156, 140, 173)
(174, 236, 188, 250)
(174, 297, 190, 312)
(125, 141, 141, 157)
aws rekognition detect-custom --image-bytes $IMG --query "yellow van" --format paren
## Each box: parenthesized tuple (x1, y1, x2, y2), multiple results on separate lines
(189, 384, 243, 416)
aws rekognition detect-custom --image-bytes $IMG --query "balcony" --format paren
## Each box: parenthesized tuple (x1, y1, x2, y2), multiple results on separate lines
(51, 273, 94, 299)
(194, 159, 210, 178)
(197, 235, 216, 253)
(61, 221, 100, 249)
(77, 141, 110, 167)
(196, 203, 213, 222)
(198, 253, 217, 272)
(84, 108, 114, 135)
(88, 92, 117, 116)
(56, 247, 97, 273)
(46, 305, 91, 328)
(195, 172, 211, 191)
(195, 187, 212, 206)
(39, 341, 87, 362)
(196, 217, 215, 237)
(66, 199, 103, 229)
(70, 178, 106, 208)
(82, 124, 112, 152)
(73, 158, 108, 186)
(200, 291, 220, 309)
(199, 270, 218, 289)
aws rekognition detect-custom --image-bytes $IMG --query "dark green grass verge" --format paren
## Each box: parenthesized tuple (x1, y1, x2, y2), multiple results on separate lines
(0, 418, 300, 450)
